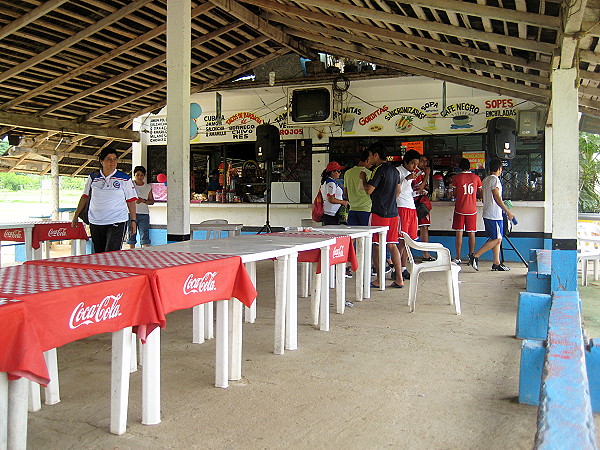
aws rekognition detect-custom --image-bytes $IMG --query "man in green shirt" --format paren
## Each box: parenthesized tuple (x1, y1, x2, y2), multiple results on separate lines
(344, 148, 372, 226)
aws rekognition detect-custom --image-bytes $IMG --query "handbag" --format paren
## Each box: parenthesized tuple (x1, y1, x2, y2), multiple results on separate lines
(78, 172, 97, 225)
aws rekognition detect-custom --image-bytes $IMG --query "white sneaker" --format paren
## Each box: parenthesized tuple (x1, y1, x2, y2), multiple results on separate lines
(452, 258, 462, 265)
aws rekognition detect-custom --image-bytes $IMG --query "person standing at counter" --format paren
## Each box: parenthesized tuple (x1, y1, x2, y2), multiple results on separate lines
(468, 158, 514, 271)
(344, 149, 372, 226)
(413, 154, 434, 261)
(127, 165, 154, 248)
(320, 161, 349, 225)
(360, 142, 404, 288)
(71, 148, 137, 253)
(206, 168, 222, 192)
(396, 150, 421, 280)
(451, 158, 482, 264)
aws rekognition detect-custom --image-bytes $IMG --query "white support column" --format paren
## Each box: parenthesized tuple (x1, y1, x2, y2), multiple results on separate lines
(544, 126, 553, 242)
(550, 68, 579, 247)
(166, 0, 191, 242)
(51, 154, 59, 221)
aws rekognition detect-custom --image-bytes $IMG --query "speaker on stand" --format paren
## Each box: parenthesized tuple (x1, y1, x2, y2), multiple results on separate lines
(487, 117, 516, 160)
(255, 123, 281, 233)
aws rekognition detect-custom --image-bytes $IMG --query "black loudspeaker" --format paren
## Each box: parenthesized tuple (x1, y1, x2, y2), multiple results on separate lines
(7, 133, 20, 146)
(487, 117, 516, 160)
(255, 123, 280, 162)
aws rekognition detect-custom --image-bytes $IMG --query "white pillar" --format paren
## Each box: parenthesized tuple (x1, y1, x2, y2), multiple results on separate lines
(166, 0, 191, 242)
(550, 68, 579, 248)
(543, 125, 553, 243)
(51, 154, 59, 221)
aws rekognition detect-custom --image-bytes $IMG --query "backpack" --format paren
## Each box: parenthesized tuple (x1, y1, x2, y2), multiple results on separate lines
(312, 190, 324, 222)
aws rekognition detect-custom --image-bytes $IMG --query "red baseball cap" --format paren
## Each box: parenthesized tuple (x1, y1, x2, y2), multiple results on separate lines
(326, 161, 345, 172)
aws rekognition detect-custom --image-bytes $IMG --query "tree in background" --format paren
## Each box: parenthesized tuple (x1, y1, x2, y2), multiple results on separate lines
(579, 132, 600, 213)
(0, 173, 37, 191)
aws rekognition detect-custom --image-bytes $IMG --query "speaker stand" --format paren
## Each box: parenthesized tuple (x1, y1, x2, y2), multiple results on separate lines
(257, 161, 273, 234)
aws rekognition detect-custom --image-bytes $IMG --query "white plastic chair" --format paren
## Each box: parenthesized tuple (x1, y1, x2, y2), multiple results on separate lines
(199, 219, 228, 239)
(400, 232, 461, 315)
(577, 222, 600, 286)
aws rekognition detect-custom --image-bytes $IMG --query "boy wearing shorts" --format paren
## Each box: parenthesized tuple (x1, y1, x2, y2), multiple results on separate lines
(451, 158, 482, 264)
(359, 142, 404, 288)
(396, 150, 421, 279)
(468, 158, 514, 271)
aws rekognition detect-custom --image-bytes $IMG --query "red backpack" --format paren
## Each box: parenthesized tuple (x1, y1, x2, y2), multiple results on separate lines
(312, 190, 324, 222)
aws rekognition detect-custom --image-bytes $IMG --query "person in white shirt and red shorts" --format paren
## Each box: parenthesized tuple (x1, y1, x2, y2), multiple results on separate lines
(451, 158, 482, 264)
(396, 150, 421, 280)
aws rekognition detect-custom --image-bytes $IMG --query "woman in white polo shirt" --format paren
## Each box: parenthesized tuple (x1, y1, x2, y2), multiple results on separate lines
(71, 148, 138, 253)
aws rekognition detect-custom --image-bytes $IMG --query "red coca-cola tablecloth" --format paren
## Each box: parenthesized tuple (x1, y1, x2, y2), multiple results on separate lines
(0, 297, 50, 385)
(267, 232, 358, 273)
(0, 265, 160, 350)
(26, 250, 257, 322)
(0, 221, 88, 249)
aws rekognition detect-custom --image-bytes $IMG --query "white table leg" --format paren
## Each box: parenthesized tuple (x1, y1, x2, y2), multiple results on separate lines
(0, 373, 7, 449)
(142, 327, 161, 425)
(329, 265, 335, 289)
(379, 231, 386, 291)
(28, 381, 41, 412)
(43, 348, 60, 405)
(285, 252, 298, 351)
(320, 246, 330, 331)
(300, 262, 310, 298)
(273, 256, 288, 355)
(44, 242, 50, 259)
(310, 264, 320, 327)
(364, 234, 373, 299)
(130, 334, 138, 373)
(23, 228, 33, 262)
(215, 299, 229, 388)
(8, 377, 28, 450)
(110, 327, 132, 435)
(192, 304, 205, 344)
(204, 301, 214, 340)
(244, 262, 257, 323)
(228, 299, 243, 381)
(355, 236, 365, 302)
(336, 263, 345, 314)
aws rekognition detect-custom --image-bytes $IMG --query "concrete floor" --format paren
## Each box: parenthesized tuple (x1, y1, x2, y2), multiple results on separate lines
(25, 259, 600, 449)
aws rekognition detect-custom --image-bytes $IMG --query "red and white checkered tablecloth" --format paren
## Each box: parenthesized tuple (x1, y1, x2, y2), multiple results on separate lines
(0, 264, 160, 351)
(0, 221, 88, 249)
(266, 232, 358, 273)
(0, 297, 50, 385)
(26, 249, 257, 319)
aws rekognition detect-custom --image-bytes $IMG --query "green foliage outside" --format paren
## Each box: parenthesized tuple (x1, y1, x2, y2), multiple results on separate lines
(0, 141, 10, 156)
(0, 172, 86, 191)
(579, 132, 600, 213)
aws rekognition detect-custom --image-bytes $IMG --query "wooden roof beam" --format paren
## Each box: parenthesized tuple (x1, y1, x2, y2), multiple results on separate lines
(0, 0, 71, 41)
(261, 7, 550, 72)
(0, 111, 139, 141)
(244, 0, 556, 53)
(210, 0, 317, 59)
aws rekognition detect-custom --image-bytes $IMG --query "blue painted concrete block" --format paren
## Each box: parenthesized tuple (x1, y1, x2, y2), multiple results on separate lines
(519, 339, 545, 406)
(550, 250, 578, 292)
(528, 249, 538, 272)
(149, 228, 167, 246)
(526, 271, 551, 294)
(586, 339, 600, 413)
(516, 292, 551, 340)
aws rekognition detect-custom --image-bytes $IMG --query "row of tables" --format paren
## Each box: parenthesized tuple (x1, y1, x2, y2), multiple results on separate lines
(0, 222, 387, 449)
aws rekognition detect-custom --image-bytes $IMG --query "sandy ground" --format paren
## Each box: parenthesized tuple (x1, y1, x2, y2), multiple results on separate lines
(21, 258, 600, 449)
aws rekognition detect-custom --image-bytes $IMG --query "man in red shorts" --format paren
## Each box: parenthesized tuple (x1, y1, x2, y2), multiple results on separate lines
(359, 142, 404, 288)
(412, 155, 433, 261)
(396, 150, 421, 279)
(451, 158, 482, 264)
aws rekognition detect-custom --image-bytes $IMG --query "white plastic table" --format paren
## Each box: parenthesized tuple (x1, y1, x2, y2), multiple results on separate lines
(0, 223, 35, 265)
(148, 233, 336, 369)
(320, 225, 389, 295)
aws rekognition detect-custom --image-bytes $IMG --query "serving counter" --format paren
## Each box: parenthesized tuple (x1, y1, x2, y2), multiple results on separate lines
(149, 203, 311, 229)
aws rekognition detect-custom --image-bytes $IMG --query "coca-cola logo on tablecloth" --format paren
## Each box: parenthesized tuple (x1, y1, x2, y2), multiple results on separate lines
(47, 227, 68, 237)
(332, 245, 345, 258)
(69, 294, 123, 329)
(3, 229, 23, 239)
(183, 272, 217, 295)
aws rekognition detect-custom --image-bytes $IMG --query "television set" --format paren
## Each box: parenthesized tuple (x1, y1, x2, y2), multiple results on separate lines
(287, 86, 336, 126)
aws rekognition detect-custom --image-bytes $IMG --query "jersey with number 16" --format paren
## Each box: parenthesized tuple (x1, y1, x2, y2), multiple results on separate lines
(452, 172, 482, 215)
